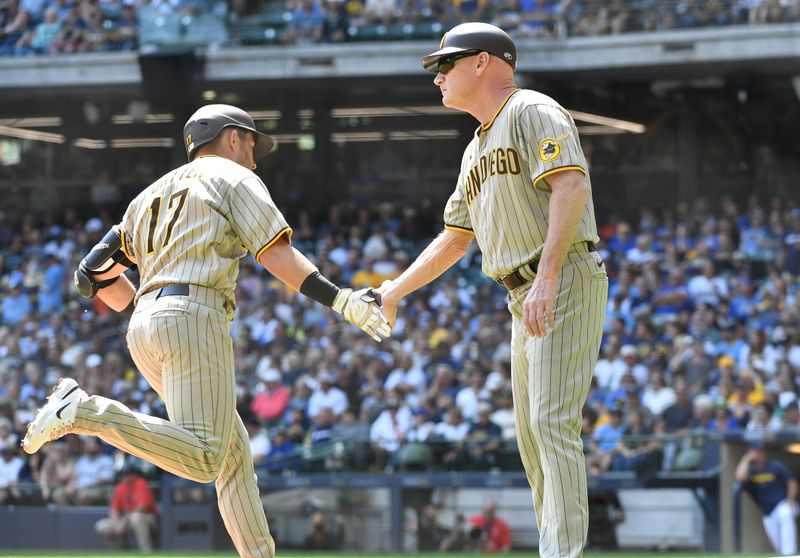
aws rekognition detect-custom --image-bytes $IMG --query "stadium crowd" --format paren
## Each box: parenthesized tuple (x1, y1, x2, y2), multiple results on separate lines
(0, 188, 799, 505)
(1, 0, 798, 55)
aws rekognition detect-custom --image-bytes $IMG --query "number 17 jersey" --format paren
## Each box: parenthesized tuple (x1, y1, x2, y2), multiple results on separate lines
(118, 156, 291, 305)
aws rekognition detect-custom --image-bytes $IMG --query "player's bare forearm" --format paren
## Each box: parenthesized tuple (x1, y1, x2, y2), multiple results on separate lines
(536, 169, 590, 280)
(97, 274, 136, 312)
(383, 228, 472, 299)
(523, 170, 589, 336)
(378, 228, 472, 324)
(257, 237, 317, 291)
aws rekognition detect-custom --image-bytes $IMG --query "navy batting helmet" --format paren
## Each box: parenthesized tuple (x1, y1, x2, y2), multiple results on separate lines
(421, 22, 517, 74)
(183, 104, 275, 162)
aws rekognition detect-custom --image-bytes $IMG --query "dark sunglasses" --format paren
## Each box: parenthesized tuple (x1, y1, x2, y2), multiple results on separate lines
(436, 50, 481, 75)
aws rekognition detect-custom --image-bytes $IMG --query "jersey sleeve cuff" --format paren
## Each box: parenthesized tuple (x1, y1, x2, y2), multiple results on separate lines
(119, 228, 136, 264)
(532, 166, 587, 192)
(255, 227, 293, 260)
(444, 224, 475, 234)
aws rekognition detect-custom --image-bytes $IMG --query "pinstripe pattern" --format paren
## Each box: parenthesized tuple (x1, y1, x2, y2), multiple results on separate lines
(443, 89, 599, 279)
(70, 157, 287, 557)
(72, 288, 274, 557)
(508, 246, 607, 558)
(442, 87, 606, 557)
(121, 156, 291, 306)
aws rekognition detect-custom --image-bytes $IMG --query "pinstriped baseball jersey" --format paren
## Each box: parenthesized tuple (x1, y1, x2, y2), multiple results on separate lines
(443, 88, 599, 279)
(119, 155, 291, 304)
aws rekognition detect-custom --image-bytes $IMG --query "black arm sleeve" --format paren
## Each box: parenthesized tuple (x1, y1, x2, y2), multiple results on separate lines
(299, 271, 340, 307)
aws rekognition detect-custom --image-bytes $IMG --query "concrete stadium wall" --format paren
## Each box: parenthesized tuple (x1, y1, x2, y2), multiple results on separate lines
(1, 24, 798, 88)
(261, 485, 704, 552)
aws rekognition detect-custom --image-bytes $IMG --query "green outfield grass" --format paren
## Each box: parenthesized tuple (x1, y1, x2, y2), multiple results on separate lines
(0, 552, 778, 558)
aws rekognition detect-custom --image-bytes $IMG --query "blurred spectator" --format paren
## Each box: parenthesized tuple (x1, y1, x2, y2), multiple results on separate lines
(384, 353, 427, 408)
(594, 340, 626, 391)
(452, 402, 502, 471)
(95, 463, 158, 551)
(262, 428, 298, 473)
(433, 407, 469, 443)
(244, 412, 271, 467)
(362, 0, 394, 24)
(619, 344, 648, 386)
(669, 335, 713, 396)
(37, 252, 65, 314)
(642, 370, 676, 417)
(404, 409, 433, 445)
(465, 501, 512, 553)
(776, 401, 800, 432)
(440, 512, 467, 552)
(0, 441, 23, 504)
(455, 368, 490, 422)
(283, 0, 324, 44)
(250, 368, 290, 425)
(687, 262, 728, 307)
(415, 504, 447, 551)
(38, 441, 75, 503)
(490, 389, 516, 441)
(54, 437, 115, 505)
(331, 409, 371, 470)
(588, 402, 625, 475)
(2, 285, 31, 326)
(305, 406, 336, 447)
(0, 417, 16, 448)
(307, 370, 348, 419)
(369, 396, 411, 471)
(303, 511, 343, 550)
(612, 408, 661, 474)
(24, 6, 60, 53)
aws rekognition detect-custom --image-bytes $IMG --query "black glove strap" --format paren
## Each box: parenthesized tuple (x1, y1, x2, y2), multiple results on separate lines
(96, 276, 120, 290)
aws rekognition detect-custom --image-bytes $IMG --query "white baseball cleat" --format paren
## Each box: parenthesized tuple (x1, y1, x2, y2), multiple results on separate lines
(22, 378, 87, 454)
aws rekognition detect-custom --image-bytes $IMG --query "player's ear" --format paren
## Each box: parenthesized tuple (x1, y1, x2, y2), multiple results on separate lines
(475, 52, 491, 76)
(228, 128, 240, 149)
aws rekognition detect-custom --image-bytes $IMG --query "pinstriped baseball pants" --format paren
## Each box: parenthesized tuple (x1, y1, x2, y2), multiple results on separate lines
(507, 244, 608, 558)
(72, 285, 274, 558)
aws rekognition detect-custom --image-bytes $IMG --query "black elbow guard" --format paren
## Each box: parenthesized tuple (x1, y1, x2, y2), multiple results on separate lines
(84, 225, 134, 273)
(74, 225, 132, 298)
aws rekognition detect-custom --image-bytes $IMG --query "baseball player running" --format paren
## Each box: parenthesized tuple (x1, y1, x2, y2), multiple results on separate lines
(378, 23, 607, 557)
(22, 104, 390, 558)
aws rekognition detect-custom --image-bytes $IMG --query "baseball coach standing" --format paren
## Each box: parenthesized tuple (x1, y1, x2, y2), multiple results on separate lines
(378, 23, 608, 558)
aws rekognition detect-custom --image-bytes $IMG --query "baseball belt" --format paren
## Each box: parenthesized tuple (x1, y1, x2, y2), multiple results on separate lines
(156, 284, 190, 298)
(140, 283, 233, 314)
(496, 241, 597, 291)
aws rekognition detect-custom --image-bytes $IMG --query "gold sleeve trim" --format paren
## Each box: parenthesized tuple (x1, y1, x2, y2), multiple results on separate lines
(119, 228, 134, 262)
(256, 227, 293, 260)
(533, 166, 587, 191)
(445, 224, 475, 235)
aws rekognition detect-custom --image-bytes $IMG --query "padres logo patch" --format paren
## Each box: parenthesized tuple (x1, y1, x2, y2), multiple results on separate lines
(537, 133, 570, 163)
